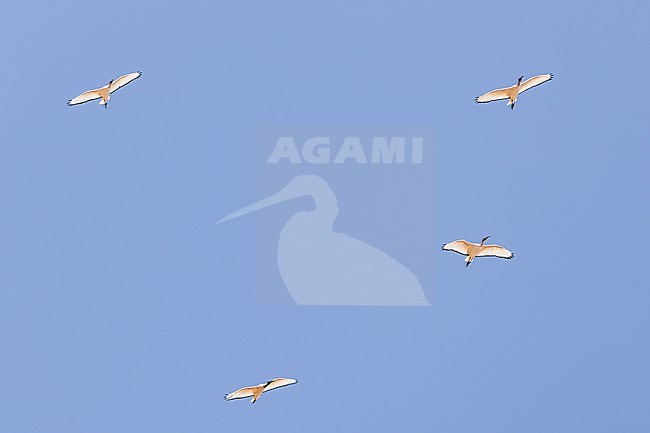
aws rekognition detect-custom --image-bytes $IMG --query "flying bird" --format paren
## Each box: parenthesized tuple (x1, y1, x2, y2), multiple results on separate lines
(442, 236, 514, 267)
(225, 378, 298, 404)
(475, 74, 553, 109)
(68, 72, 142, 108)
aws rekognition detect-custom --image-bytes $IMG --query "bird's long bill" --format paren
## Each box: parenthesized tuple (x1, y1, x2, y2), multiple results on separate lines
(216, 184, 297, 224)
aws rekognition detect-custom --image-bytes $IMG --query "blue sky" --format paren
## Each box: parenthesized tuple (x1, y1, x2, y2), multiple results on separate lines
(1, 1, 649, 432)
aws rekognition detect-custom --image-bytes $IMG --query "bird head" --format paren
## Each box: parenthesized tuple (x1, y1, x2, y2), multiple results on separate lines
(216, 175, 338, 225)
(481, 235, 491, 245)
(518, 75, 524, 84)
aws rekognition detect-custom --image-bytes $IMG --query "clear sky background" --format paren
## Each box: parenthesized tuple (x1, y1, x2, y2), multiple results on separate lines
(1, 1, 649, 432)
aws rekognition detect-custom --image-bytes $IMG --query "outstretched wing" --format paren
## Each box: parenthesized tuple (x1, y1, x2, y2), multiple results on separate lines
(225, 386, 257, 401)
(442, 240, 472, 256)
(518, 74, 553, 94)
(476, 245, 514, 259)
(475, 85, 516, 103)
(109, 71, 142, 94)
(263, 378, 298, 393)
(67, 86, 107, 106)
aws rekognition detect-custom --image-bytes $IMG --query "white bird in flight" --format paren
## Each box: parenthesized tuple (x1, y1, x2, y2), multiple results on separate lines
(68, 72, 142, 108)
(225, 378, 298, 404)
(442, 236, 514, 267)
(475, 74, 553, 109)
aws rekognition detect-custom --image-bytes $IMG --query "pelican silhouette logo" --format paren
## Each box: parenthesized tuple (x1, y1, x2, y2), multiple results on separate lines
(218, 127, 434, 306)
